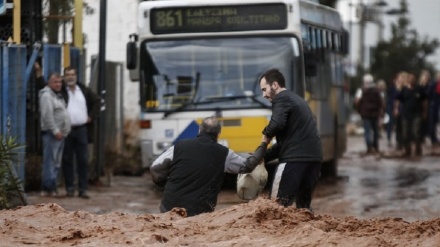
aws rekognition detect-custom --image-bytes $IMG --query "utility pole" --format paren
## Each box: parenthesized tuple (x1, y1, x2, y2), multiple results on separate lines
(96, 0, 107, 182)
(356, 0, 388, 70)
(357, 3, 366, 69)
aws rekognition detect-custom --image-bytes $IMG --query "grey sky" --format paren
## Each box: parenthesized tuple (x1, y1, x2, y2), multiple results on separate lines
(337, 0, 440, 70)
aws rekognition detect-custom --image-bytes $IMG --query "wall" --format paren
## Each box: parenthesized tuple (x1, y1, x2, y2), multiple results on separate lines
(83, 0, 140, 121)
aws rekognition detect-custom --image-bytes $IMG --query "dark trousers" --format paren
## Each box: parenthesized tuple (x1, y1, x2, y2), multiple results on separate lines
(62, 125, 89, 193)
(395, 115, 403, 149)
(402, 116, 422, 152)
(270, 161, 321, 209)
(428, 103, 439, 144)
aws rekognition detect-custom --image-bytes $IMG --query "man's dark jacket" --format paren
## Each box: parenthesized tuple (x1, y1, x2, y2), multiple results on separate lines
(161, 133, 228, 217)
(358, 87, 384, 119)
(263, 90, 322, 163)
(61, 82, 100, 143)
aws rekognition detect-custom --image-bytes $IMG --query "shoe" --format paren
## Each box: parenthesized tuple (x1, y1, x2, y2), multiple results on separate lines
(40, 191, 59, 197)
(78, 192, 90, 199)
(66, 191, 74, 197)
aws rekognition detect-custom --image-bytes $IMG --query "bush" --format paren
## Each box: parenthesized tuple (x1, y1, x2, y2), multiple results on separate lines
(0, 135, 26, 209)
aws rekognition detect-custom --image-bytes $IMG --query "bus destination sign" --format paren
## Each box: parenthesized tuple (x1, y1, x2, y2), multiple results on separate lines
(150, 4, 287, 34)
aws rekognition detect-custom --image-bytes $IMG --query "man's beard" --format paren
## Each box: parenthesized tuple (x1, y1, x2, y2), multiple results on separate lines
(269, 87, 277, 100)
(66, 80, 76, 86)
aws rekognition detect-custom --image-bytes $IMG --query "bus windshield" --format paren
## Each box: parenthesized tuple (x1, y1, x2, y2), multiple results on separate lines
(141, 36, 301, 112)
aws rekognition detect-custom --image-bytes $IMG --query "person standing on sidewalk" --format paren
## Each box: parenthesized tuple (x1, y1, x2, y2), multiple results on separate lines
(39, 73, 71, 196)
(61, 66, 100, 199)
(259, 68, 322, 210)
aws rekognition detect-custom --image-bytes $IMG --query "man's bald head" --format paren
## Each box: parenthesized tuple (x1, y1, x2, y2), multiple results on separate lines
(200, 117, 222, 137)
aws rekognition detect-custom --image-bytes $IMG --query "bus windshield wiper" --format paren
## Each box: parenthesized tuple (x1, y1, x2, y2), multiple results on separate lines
(163, 100, 216, 118)
(205, 95, 269, 108)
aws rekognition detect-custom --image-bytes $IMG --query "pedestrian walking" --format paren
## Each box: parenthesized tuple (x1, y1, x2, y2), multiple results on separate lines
(356, 74, 385, 154)
(394, 73, 428, 156)
(393, 72, 408, 150)
(418, 70, 431, 144)
(259, 68, 322, 210)
(427, 71, 440, 147)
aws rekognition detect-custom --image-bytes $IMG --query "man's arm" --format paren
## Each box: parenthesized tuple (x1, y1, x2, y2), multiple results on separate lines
(82, 85, 100, 122)
(40, 93, 60, 135)
(262, 96, 290, 138)
(264, 142, 280, 163)
(224, 142, 268, 174)
(150, 146, 174, 186)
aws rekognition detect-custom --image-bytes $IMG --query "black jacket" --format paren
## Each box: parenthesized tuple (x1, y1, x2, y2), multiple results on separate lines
(151, 132, 267, 217)
(358, 87, 384, 119)
(61, 82, 100, 142)
(263, 90, 322, 163)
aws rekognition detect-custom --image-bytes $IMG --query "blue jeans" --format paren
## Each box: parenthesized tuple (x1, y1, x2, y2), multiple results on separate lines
(62, 125, 89, 193)
(363, 117, 379, 151)
(41, 132, 65, 192)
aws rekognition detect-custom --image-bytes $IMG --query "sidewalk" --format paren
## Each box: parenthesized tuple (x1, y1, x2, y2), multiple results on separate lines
(26, 174, 163, 215)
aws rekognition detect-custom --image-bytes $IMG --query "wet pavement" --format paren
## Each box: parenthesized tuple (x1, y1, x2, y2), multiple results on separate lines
(27, 134, 440, 222)
(313, 135, 440, 221)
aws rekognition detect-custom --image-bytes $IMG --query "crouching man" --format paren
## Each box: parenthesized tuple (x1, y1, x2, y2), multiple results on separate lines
(150, 116, 270, 217)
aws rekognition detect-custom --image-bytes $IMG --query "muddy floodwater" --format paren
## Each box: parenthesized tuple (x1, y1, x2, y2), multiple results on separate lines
(27, 135, 440, 222)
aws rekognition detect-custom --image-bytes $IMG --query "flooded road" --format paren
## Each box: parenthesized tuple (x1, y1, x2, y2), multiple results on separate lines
(313, 135, 440, 221)
(27, 135, 440, 222)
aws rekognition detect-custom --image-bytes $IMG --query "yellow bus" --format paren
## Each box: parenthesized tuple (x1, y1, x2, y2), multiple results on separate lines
(126, 0, 349, 177)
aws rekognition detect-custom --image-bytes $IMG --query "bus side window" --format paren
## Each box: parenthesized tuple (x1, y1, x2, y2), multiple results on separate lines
(333, 33, 340, 52)
(316, 28, 325, 62)
(301, 23, 311, 51)
(327, 31, 333, 50)
(309, 26, 316, 52)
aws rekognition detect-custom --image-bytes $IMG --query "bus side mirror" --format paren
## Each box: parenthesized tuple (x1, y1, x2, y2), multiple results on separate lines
(304, 52, 318, 77)
(126, 33, 138, 70)
(341, 30, 349, 55)
(126, 42, 137, 70)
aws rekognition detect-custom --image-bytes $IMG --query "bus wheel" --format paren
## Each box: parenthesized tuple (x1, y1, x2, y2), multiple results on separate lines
(321, 159, 337, 178)
(321, 117, 338, 178)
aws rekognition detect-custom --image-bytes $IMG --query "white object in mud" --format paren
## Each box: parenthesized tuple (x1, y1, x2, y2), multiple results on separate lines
(236, 161, 268, 200)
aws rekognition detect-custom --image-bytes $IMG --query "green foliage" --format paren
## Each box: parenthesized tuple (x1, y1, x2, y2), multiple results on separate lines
(0, 135, 25, 209)
(370, 0, 439, 83)
(43, 0, 95, 44)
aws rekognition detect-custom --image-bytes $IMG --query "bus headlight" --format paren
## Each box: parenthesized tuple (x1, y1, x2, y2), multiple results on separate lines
(157, 141, 172, 151)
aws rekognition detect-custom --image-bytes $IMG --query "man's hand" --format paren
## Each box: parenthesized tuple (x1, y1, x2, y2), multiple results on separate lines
(34, 62, 42, 78)
(55, 132, 64, 140)
(262, 135, 272, 144)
